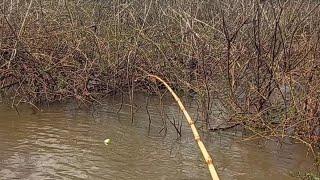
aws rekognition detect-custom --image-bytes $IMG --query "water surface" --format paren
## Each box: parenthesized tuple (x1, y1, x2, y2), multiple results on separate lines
(0, 95, 314, 179)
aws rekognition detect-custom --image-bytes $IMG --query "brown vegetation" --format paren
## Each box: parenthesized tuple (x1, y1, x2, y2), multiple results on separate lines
(0, 0, 319, 150)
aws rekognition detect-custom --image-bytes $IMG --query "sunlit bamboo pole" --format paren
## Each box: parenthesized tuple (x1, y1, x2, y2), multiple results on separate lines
(145, 73, 220, 180)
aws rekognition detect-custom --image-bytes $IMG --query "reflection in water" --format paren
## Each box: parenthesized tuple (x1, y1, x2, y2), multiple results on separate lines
(0, 95, 314, 180)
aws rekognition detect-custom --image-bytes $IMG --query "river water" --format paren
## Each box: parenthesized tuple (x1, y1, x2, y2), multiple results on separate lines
(0, 95, 314, 180)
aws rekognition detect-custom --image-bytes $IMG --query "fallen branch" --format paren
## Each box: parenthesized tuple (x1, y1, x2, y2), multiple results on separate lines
(209, 122, 242, 132)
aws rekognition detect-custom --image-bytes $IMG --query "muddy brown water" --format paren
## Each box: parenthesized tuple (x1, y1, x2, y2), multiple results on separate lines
(0, 95, 314, 180)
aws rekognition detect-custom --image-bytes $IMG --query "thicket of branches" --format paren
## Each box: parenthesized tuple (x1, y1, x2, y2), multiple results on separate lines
(1, 0, 319, 149)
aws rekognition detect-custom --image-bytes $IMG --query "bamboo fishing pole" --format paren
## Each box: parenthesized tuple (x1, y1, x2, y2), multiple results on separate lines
(144, 73, 220, 180)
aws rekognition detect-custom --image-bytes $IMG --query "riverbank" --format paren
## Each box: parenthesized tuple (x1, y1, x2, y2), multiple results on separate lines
(1, 0, 319, 151)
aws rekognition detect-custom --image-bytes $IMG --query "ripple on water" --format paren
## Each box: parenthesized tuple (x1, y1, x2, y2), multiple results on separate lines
(0, 99, 315, 180)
